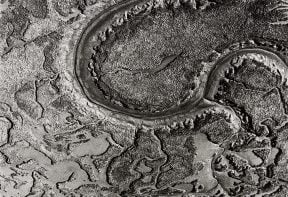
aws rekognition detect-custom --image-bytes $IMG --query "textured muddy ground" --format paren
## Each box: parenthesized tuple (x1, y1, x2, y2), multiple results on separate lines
(2, 0, 288, 196)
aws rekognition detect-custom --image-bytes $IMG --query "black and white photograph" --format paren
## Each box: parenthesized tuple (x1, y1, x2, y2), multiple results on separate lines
(1, 0, 288, 196)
